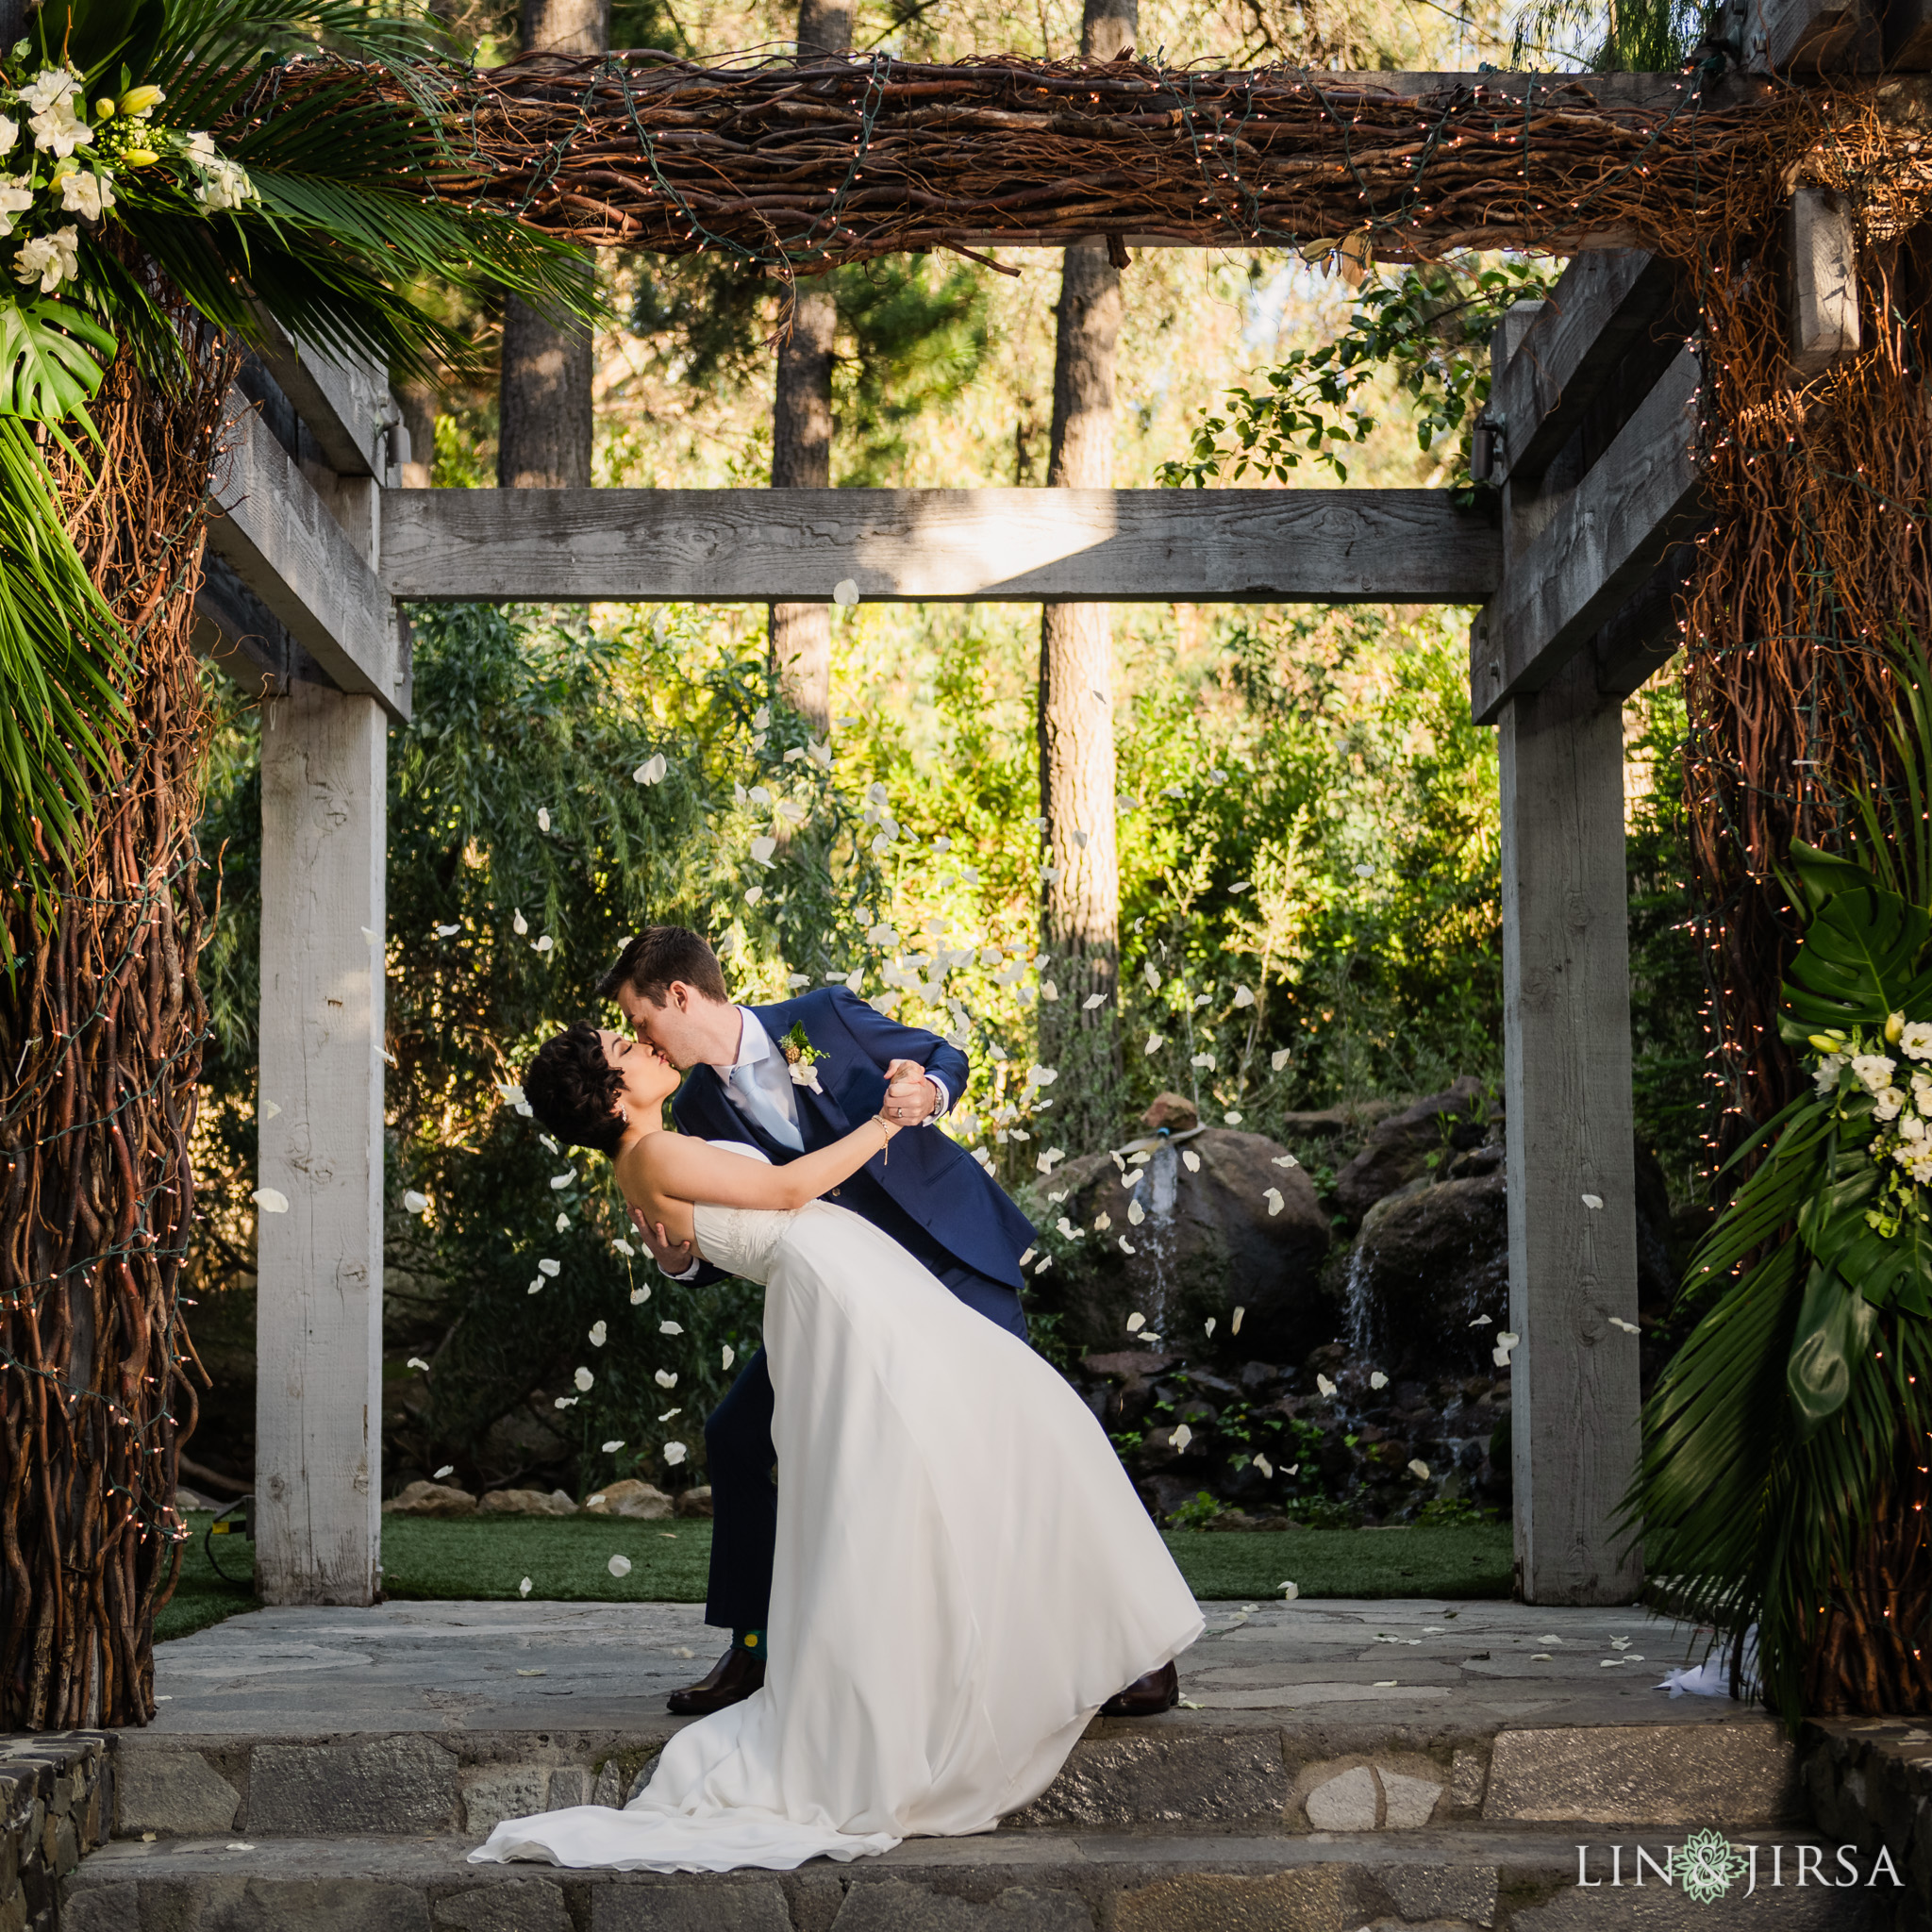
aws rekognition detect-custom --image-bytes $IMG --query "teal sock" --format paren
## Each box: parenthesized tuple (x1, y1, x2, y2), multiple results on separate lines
(733, 1626, 766, 1657)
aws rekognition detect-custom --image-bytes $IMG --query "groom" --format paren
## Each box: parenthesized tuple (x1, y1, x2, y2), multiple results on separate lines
(599, 926, 1180, 1720)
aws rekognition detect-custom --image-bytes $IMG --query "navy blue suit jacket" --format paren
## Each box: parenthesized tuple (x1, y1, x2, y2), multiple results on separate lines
(670, 986, 1035, 1291)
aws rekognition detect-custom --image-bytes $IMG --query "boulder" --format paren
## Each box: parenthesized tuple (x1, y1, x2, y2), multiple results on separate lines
(479, 1487, 578, 1517)
(1345, 1173, 1512, 1383)
(1141, 1092, 1199, 1132)
(674, 1485, 714, 1520)
(1332, 1077, 1492, 1224)
(383, 1480, 478, 1518)
(1027, 1130, 1330, 1364)
(582, 1478, 673, 1521)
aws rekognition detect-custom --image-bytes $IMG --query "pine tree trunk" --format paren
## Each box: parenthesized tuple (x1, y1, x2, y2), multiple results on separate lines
(1036, 0, 1134, 1152)
(497, 0, 607, 491)
(767, 0, 851, 735)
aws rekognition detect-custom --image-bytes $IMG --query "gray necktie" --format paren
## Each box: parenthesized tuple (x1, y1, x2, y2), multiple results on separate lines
(728, 1059, 803, 1153)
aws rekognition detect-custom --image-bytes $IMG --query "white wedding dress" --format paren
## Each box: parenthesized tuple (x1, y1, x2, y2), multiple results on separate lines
(470, 1142, 1203, 1874)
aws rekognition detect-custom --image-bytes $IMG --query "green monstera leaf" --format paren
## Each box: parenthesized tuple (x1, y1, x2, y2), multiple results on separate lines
(0, 297, 117, 450)
(1779, 863, 1932, 1041)
(1787, 1259, 1879, 1433)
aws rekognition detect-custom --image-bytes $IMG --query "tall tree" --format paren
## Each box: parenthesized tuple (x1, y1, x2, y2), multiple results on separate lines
(767, 0, 852, 734)
(1037, 0, 1134, 1150)
(498, 0, 608, 490)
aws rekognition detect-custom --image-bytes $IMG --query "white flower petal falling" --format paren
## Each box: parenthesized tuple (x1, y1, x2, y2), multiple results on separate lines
(1369, 1371, 1388, 1391)
(251, 1188, 289, 1214)
(1125, 1312, 1146, 1333)
(1231, 1306, 1244, 1335)
(602, 1440, 626, 1453)
(663, 1441, 689, 1466)
(1170, 1424, 1192, 1451)
(608, 1554, 633, 1578)
(588, 1321, 608, 1347)
(655, 1369, 677, 1388)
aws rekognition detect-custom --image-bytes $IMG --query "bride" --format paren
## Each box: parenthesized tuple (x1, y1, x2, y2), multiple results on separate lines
(471, 1023, 1203, 1874)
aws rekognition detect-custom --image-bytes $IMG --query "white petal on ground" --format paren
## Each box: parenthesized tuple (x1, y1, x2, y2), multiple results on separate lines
(252, 1188, 289, 1214)
(663, 1441, 689, 1466)
(655, 1369, 677, 1389)
(403, 1190, 428, 1214)
(1491, 1344, 1514, 1367)
(608, 1554, 633, 1578)
(1182, 1149, 1201, 1172)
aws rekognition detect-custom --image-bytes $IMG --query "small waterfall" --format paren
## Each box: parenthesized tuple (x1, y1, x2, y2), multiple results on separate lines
(1343, 1240, 1375, 1360)
(1138, 1142, 1181, 1337)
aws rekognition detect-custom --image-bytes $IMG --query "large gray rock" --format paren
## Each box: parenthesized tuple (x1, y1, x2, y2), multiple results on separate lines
(479, 1488, 577, 1517)
(247, 1735, 459, 1835)
(1331, 1076, 1491, 1224)
(115, 1743, 241, 1836)
(1025, 1130, 1329, 1363)
(583, 1479, 672, 1520)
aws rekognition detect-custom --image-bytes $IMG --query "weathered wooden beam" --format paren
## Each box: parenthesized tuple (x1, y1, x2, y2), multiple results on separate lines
(209, 393, 410, 722)
(1593, 540, 1701, 698)
(1788, 187, 1862, 377)
(380, 488, 1500, 605)
(192, 551, 325, 694)
(256, 680, 388, 1608)
(1487, 253, 1682, 486)
(1470, 347, 1703, 724)
(1498, 649, 1643, 1606)
(248, 309, 399, 480)
(1746, 0, 1873, 68)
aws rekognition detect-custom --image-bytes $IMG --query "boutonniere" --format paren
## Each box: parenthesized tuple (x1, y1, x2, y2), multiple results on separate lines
(779, 1021, 825, 1093)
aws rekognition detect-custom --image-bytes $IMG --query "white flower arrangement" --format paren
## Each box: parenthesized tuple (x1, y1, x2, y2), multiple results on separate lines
(1810, 1010, 1932, 1227)
(0, 57, 257, 296)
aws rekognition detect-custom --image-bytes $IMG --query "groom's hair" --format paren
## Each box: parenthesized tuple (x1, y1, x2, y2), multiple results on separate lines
(523, 1023, 627, 1155)
(596, 925, 728, 1008)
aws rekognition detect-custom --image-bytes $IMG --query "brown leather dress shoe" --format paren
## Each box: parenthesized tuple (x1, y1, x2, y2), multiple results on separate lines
(667, 1645, 766, 1716)
(1100, 1658, 1179, 1718)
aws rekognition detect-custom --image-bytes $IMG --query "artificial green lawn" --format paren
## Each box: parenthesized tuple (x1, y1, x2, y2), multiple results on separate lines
(159, 1514, 1512, 1642)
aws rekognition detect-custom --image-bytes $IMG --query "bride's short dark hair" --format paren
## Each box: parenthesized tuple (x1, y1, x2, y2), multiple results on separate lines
(524, 1023, 627, 1154)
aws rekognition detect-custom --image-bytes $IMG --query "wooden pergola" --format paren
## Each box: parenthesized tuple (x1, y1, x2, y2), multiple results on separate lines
(195, 16, 1878, 1609)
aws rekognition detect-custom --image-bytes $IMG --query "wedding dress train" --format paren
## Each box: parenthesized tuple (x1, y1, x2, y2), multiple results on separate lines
(470, 1141, 1203, 1874)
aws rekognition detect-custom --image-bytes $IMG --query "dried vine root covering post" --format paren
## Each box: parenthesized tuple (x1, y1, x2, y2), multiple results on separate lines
(435, 54, 1832, 263)
(0, 343, 231, 1728)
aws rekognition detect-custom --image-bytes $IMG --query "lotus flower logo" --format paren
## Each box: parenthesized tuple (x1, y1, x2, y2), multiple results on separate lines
(1672, 1828, 1750, 1904)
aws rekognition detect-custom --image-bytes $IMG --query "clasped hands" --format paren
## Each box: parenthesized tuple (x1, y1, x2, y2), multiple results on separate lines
(632, 1058, 941, 1274)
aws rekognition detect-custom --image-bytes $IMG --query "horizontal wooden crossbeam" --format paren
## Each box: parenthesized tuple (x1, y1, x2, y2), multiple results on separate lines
(1470, 347, 1704, 723)
(378, 487, 1501, 605)
(208, 396, 411, 721)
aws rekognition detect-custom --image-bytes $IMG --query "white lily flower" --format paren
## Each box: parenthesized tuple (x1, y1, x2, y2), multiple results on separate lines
(1901, 1020, 1932, 1061)
(1853, 1053, 1898, 1093)
(1875, 1087, 1906, 1121)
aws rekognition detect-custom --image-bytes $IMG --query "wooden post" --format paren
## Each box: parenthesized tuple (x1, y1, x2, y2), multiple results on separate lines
(1485, 302, 1642, 1605)
(256, 681, 388, 1606)
(1496, 657, 1643, 1604)
(1788, 188, 1861, 379)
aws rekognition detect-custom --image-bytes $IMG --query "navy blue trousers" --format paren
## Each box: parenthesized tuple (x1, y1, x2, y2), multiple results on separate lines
(702, 1228, 1025, 1633)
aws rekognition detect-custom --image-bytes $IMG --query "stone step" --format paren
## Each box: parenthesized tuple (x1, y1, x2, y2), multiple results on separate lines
(62, 1825, 1890, 1930)
(113, 1714, 1807, 1844)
